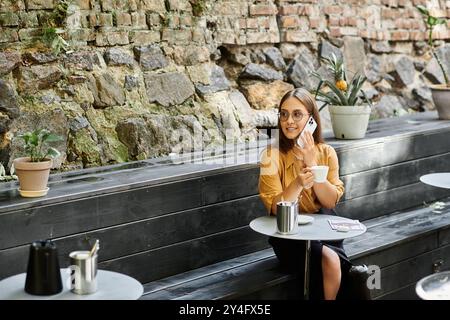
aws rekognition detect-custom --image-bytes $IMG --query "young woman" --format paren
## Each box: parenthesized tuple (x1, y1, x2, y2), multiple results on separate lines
(258, 88, 351, 300)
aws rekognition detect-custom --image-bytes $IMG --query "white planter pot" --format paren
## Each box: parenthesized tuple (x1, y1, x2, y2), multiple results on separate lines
(430, 84, 450, 120)
(328, 105, 371, 139)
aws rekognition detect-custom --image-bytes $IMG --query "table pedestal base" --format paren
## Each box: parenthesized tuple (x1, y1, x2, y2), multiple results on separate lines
(304, 240, 311, 300)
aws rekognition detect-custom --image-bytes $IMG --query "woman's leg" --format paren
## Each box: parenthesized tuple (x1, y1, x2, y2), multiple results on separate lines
(322, 245, 342, 300)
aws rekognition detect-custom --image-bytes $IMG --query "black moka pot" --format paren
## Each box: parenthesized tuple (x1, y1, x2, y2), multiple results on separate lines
(24, 240, 63, 295)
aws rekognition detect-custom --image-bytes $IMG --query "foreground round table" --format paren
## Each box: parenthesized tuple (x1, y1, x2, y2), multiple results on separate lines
(250, 214, 366, 299)
(416, 271, 450, 300)
(420, 173, 450, 189)
(0, 269, 143, 300)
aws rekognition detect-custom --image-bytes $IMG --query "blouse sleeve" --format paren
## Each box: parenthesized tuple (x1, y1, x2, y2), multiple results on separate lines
(326, 145, 345, 204)
(258, 148, 283, 214)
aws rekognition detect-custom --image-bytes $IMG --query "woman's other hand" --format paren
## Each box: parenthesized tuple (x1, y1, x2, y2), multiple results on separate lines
(297, 167, 314, 189)
(296, 130, 317, 167)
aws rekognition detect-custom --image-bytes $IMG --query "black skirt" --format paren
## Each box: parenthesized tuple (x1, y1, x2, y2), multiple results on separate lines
(268, 208, 353, 300)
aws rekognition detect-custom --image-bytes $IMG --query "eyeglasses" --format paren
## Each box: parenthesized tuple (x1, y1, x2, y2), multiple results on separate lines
(278, 110, 309, 122)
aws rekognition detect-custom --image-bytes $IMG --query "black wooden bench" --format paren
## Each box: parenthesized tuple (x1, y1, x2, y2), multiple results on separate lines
(139, 112, 450, 300)
(1, 112, 449, 300)
(140, 196, 450, 299)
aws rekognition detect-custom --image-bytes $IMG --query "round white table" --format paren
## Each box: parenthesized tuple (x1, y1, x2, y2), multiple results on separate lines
(420, 173, 450, 189)
(416, 271, 450, 300)
(0, 269, 143, 300)
(250, 214, 366, 300)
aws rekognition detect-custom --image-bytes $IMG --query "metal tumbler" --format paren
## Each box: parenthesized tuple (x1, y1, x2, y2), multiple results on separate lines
(276, 201, 298, 235)
(69, 251, 98, 295)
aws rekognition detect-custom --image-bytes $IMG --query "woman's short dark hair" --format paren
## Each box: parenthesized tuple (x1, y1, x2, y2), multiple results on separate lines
(278, 88, 324, 154)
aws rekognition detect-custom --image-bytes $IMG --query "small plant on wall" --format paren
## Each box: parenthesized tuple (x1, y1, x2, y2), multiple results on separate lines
(40, 0, 72, 55)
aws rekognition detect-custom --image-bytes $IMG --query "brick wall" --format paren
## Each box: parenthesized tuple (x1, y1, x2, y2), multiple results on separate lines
(0, 0, 448, 47)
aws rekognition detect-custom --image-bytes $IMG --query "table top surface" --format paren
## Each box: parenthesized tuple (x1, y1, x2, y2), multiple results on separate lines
(420, 173, 450, 189)
(416, 271, 450, 300)
(0, 269, 143, 300)
(250, 214, 366, 241)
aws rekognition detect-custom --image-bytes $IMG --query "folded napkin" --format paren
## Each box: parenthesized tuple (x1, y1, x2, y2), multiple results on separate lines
(328, 219, 364, 231)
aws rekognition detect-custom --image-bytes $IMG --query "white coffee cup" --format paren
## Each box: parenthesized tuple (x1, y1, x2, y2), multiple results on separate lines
(311, 165, 329, 183)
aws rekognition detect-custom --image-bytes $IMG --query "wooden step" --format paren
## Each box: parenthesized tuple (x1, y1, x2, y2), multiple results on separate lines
(141, 197, 450, 300)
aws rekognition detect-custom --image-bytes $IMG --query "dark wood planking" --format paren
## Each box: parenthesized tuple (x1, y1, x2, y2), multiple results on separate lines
(371, 243, 450, 298)
(335, 127, 450, 176)
(99, 226, 270, 284)
(345, 197, 450, 261)
(0, 245, 29, 281)
(0, 196, 266, 280)
(235, 280, 299, 300)
(0, 165, 262, 249)
(337, 182, 450, 220)
(0, 179, 202, 249)
(341, 152, 450, 201)
(349, 233, 438, 269)
(141, 258, 292, 300)
(1, 226, 269, 282)
(438, 225, 450, 247)
(143, 249, 274, 295)
(201, 167, 259, 203)
(142, 200, 450, 300)
(375, 283, 419, 300)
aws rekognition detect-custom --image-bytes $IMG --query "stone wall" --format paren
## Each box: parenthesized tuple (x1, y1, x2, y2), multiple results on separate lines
(0, 0, 449, 171)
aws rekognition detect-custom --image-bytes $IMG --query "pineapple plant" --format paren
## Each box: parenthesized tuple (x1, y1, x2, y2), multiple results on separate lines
(311, 53, 372, 139)
(311, 53, 371, 109)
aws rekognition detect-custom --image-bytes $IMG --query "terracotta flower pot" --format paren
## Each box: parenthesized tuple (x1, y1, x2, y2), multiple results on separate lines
(13, 157, 52, 197)
(430, 84, 450, 120)
(328, 105, 371, 139)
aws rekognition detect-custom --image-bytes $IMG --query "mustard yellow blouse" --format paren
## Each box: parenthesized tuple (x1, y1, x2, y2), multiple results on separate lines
(258, 143, 345, 214)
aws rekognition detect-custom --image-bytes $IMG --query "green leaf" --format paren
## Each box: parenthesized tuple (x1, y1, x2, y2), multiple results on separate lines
(315, 91, 341, 106)
(29, 134, 39, 147)
(436, 18, 446, 25)
(428, 16, 437, 26)
(44, 147, 60, 159)
(348, 75, 367, 105)
(43, 133, 63, 143)
(416, 5, 429, 16)
(318, 102, 329, 112)
(313, 79, 324, 100)
(360, 90, 373, 108)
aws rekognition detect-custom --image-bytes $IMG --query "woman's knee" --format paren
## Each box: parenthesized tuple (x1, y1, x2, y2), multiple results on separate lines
(322, 246, 341, 274)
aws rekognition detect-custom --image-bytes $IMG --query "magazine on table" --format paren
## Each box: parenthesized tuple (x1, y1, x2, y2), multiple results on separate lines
(328, 219, 364, 231)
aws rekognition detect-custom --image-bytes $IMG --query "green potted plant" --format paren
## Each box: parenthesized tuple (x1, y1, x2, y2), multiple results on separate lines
(417, 5, 450, 119)
(312, 54, 372, 139)
(13, 129, 63, 197)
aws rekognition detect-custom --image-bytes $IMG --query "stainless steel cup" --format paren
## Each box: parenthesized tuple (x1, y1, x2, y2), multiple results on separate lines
(69, 251, 97, 295)
(276, 201, 298, 234)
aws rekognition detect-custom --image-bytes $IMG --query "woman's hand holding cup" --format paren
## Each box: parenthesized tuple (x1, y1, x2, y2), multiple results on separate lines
(297, 168, 314, 189)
